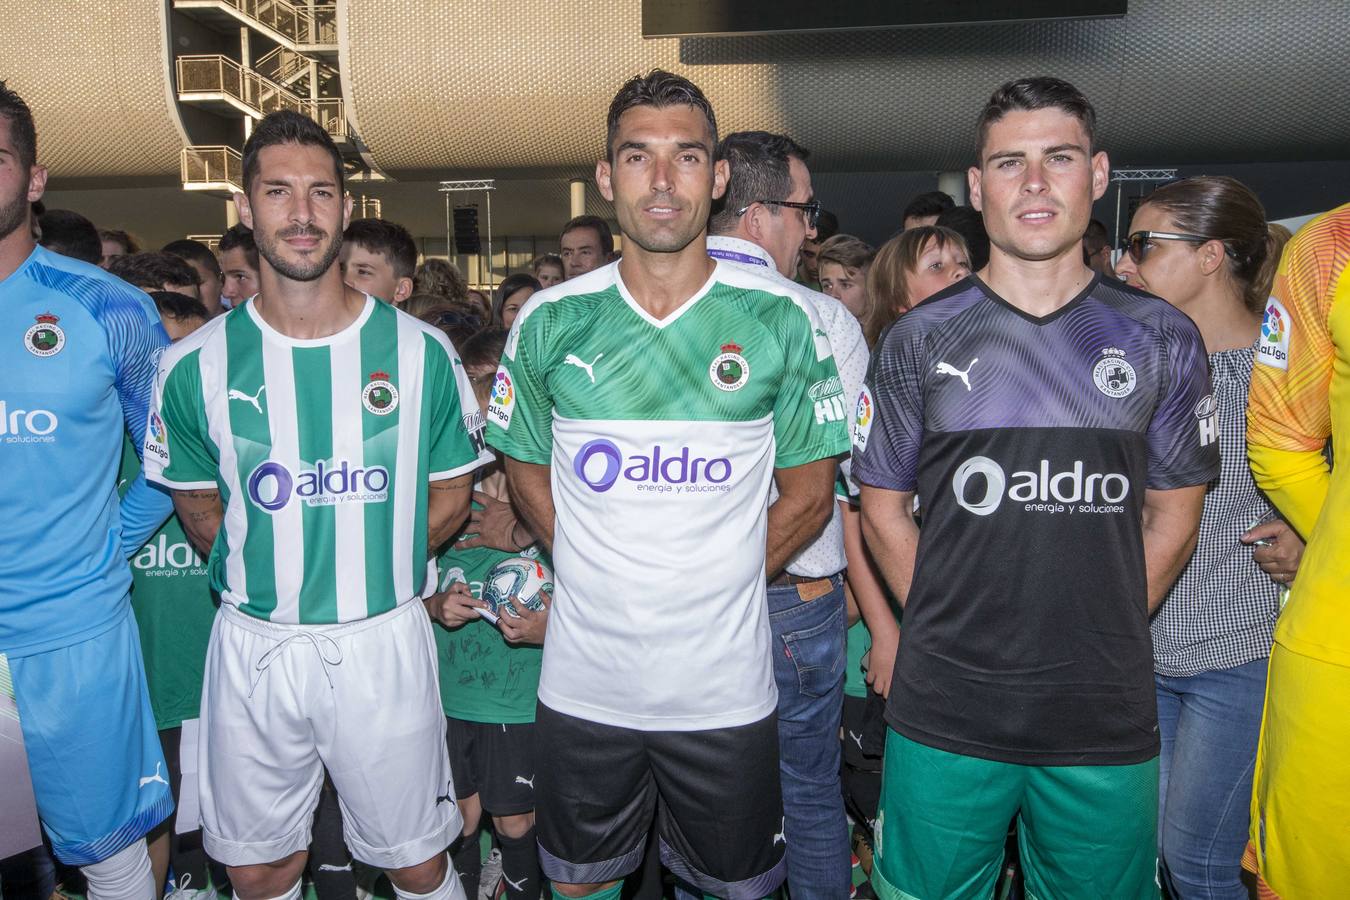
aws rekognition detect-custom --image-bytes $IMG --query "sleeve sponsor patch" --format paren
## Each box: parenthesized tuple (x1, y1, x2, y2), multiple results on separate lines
(1256, 297, 1291, 370)
(485, 365, 516, 430)
(1194, 393, 1218, 448)
(144, 410, 171, 467)
(851, 386, 874, 451)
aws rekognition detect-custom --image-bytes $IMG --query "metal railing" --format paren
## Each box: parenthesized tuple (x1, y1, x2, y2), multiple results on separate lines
(183, 0, 337, 46)
(181, 146, 243, 191)
(254, 46, 309, 84)
(303, 97, 349, 140)
(177, 55, 306, 118)
(356, 197, 382, 219)
(186, 234, 224, 250)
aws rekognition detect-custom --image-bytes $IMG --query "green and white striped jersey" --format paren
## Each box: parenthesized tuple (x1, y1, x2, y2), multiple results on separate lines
(145, 295, 491, 625)
(487, 261, 850, 731)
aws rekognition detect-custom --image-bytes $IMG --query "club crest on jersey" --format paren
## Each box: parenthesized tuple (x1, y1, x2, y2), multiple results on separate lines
(1257, 298, 1290, 370)
(25, 313, 65, 358)
(362, 371, 399, 415)
(1092, 347, 1136, 399)
(710, 342, 749, 392)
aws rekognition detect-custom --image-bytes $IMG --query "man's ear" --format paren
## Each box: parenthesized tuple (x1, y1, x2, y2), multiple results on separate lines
(393, 276, 414, 304)
(967, 165, 983, 212)
(26, 164, 47, 203)
(1090, 151, 1110, 202)
(234, 190, 253, 230)
(711, 158, 729, 201)
(596, 159, 614, 203)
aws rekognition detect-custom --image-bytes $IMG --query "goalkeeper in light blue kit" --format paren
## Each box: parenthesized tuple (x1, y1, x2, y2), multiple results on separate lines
(0, 81, 173, 900)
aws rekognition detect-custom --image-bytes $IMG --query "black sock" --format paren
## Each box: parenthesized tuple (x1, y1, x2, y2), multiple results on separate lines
(497, 828, 540, 900)
(308, 781, 356, 900)
(452, 827, 483, 897)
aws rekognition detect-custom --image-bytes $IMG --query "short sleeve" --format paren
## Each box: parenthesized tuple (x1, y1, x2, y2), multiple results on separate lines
(485, 309, 554, 464)
(1145, 313, 1221, 489)
(145, 350, 218, 490)
(771, 302, 850, 468)
(426, 331, 493, 480)
(851, 321, 926, 492)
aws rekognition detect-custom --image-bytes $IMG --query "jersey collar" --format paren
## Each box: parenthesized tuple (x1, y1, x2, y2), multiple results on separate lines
(707, 235, 774, 270)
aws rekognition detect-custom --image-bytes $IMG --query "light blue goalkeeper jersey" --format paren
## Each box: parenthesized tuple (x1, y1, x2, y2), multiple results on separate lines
(0, 245, 172, 657)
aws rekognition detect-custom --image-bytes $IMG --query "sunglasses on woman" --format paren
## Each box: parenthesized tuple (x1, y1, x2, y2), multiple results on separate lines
(1125, 230, 1238, 264)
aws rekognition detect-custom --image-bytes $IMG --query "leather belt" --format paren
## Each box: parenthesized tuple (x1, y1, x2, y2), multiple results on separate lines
(768, 571, 838, 602)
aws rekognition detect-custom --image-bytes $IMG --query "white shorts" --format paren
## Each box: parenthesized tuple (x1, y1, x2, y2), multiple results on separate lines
(199, 599, 461, 869)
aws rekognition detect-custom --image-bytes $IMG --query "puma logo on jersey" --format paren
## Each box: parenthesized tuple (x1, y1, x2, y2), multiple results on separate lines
(935, 358, 978, 391)
(849, 730, 863, 750)
(563, 353, 603, 383)
(773, 817, 786, 846)
(435, 780, 455, 806)
(504, 875, 527, 892)
(514, 774, 535, 789)
(317, 863, 351, 873)
(139, 762, 168, 789)
(228, 385, 266, 413)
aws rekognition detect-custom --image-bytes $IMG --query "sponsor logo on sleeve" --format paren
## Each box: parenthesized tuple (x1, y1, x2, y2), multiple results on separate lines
(851, 387, 874, 451)
(463, 409, 487, 454)
(1257, 298, 1290, 370)
(809, 374, 847, 423)
(486, 366, 515, 429)
(1194, 393, 1218, 447)
(144, 411, 170, 466)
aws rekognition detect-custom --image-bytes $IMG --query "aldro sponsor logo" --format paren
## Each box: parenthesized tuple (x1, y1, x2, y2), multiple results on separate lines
(952, 456, 1130, 517)
(0, 401, 58, 443)
(132, 534, 207, 577)
(247, 459, 390, 512)
(573, 439, 732, 495)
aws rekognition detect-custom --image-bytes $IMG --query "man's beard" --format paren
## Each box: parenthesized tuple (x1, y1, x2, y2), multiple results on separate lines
(256, 224, 342, 282)
(0, 188, 30, 243)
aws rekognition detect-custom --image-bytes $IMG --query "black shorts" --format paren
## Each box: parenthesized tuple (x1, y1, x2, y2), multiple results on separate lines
(840, 692, 886, 771)
(445, 717, 537, 816)
(534, 703, 785, 899)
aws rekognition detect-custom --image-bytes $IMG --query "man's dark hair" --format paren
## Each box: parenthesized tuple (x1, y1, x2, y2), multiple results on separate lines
(241, 109, 344, 195)
(561, 215, 614, 256)
(606, 69, 718, 161)
(163, 238, 221, 278)
(902, 190, 955, 224)
(217, 224, 258, 268)
(107, 251, 202, 291)
(98, 229, 139, 255)
(459, 327, 509, 372)
(344, 218, 417, 279)
(1082, 218, 1110, 256)
(709, 131, 810, 235)
(0, 80, 37, 169)
(813, 209, 839, 244)
(976, 76, 1097, 161)
(38, 209, 101, 264)
(935, 205, 991, 270)
(148, 290, 211, 323)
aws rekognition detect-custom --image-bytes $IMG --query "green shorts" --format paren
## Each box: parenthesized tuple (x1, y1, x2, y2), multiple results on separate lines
(872, 730, 1159, 900)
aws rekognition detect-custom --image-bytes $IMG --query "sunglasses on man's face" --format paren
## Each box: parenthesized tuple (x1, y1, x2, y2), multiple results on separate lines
(1125, 230, 1237, 264)
(736, 199, 822, 230)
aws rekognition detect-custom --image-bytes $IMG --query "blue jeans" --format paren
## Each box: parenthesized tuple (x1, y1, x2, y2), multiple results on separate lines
(675, 577, 848, 900)
(1155, 658, 1268, 900)
(769, 575, 849, 898)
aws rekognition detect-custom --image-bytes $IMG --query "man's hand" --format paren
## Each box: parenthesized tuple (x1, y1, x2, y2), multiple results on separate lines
(864, 627, 900, 699)
(1242, 518, 1305, 585)
(499, 590, 550, 645)
(458, 491, 531, 552)
(423, 581, 487, 628)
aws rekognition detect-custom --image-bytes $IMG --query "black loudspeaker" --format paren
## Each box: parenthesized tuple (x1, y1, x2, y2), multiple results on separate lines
(453, 206, 480, 254)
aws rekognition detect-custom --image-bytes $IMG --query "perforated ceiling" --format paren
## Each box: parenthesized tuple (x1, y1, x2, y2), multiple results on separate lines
(0, 1, 188, 179)
(341, 0, 1350, 179)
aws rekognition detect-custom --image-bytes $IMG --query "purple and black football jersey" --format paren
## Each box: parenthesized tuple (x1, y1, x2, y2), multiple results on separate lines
(852, 274, 1219, 766)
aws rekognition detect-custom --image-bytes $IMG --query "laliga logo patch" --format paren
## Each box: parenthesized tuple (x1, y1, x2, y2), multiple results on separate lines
(486, 366, 515, 429)
(144, 411, 170, 465)
(362, 371, 399, 415)
(1092, 347, 1136, 399)
(1257, 298, 1290, 371)
(25, 313, 65, 357)
(852, 387, 874, 451)
(710, 342, 749, 392)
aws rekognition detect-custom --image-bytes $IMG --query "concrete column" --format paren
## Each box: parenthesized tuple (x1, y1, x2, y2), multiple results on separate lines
(569, 178, 586, 218)
(938, 171, 966, 207)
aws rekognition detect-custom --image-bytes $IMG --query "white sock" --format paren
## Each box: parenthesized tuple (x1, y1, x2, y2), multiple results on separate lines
(81, 840, 155, 900)
(393, 859, 466, 900)
(258, 881, 302, 900)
